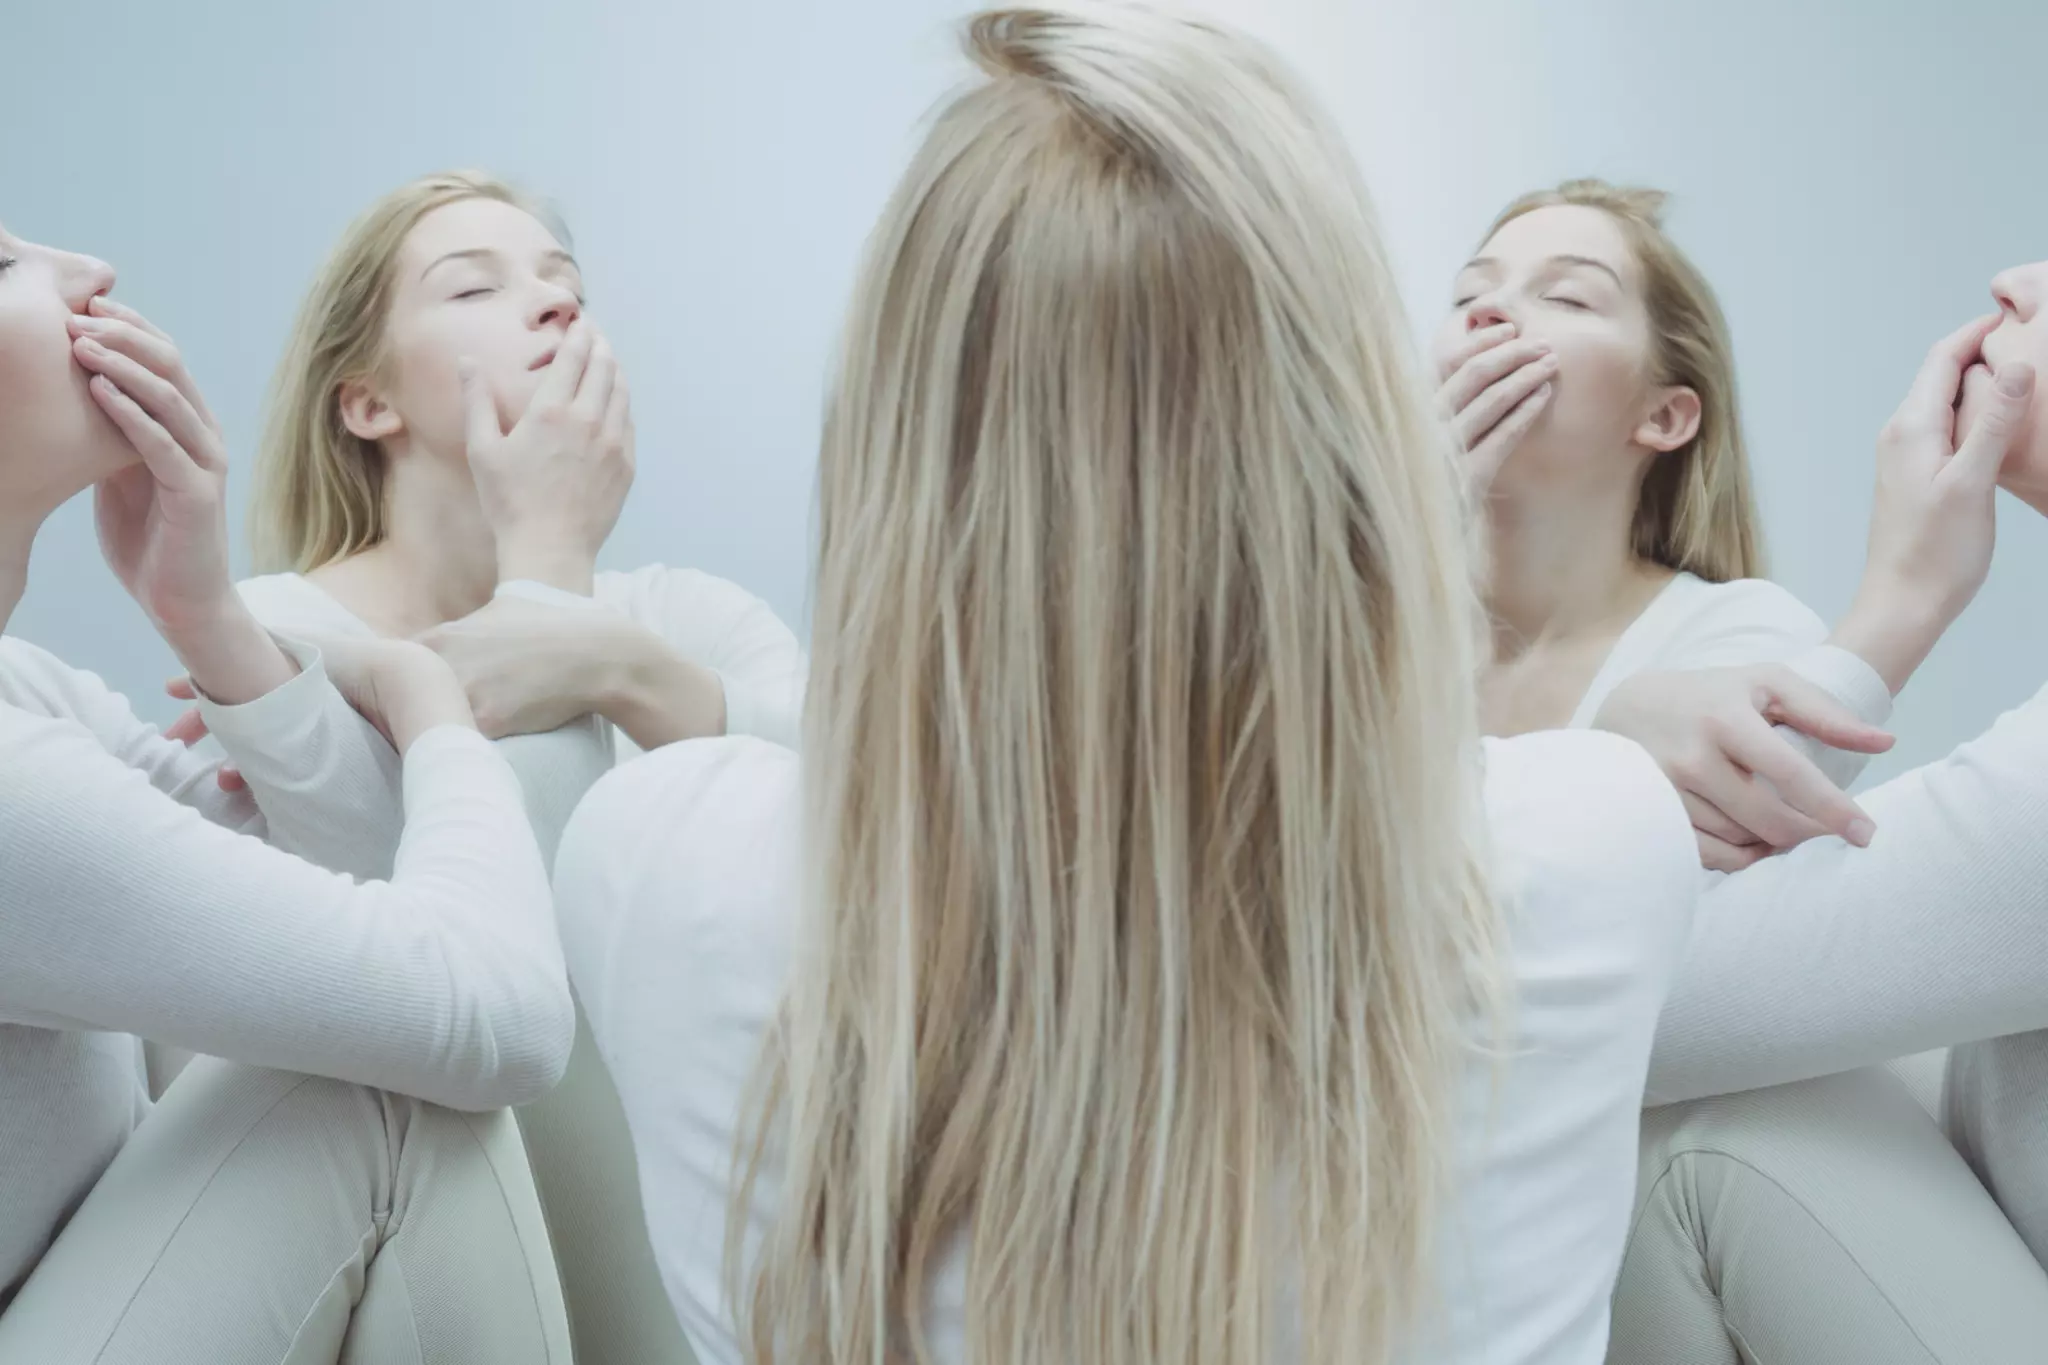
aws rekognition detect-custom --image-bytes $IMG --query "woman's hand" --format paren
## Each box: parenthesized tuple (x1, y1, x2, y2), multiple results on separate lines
(1594, 664, 1895, 872)
(1433, 320, 1557, 499)
(461, 318, 635, 594)
(1833, 315, 2035, 693)
(417, 594, 728, 747)
(74, 298, 295, 704)
(169, 635, 474, 766)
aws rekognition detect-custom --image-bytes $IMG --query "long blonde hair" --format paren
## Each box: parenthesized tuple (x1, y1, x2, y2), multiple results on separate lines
(737, 7, 1500, 1363)
(248, 170, 563, 573)
(1488, 179, 1764, 581)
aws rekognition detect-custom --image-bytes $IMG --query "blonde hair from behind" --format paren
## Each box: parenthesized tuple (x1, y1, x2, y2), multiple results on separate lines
(736, 6, 1502, 1364)
(1488, 178, 1764, 582)
(248, 170, 562, 573)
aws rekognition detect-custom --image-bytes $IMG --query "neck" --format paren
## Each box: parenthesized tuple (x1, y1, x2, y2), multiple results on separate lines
(318, 450, 500, 637)
(0, 492, 56, 637)
(1484, 468, 1663, 661)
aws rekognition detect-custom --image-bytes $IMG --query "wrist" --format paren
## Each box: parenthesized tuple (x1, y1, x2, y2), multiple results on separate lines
(166, 600, 298, 707)
(383, 658, 478, 754)
(1829, 576, 1956, 696)
(493, 536, 597, 595)
(599, 629, 727, 748)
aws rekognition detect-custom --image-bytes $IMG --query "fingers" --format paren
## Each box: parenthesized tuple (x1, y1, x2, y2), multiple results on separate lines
(74, 340, 220, 476)
(1759, 673, 1896, 754)
(570, 332, 618, 423)
(1698, 831, 1770, 874)
(1724, 719, 1874, 848)
(1455, 354, 1557, 453)
(532, 318, 595, 411)
(88, 295, 172, 342)
(1440, 338, 1553, 431)
(1901, 312, 2001, 426)
(1681, 790, 1759, 848)
(165, 675, 198, 701)
(1435, 322, 1516, 383)
(164, 706, 210, 746)
(85, 373, 209, 496)
(216, 764, 247, 793)
(69, 311, 217, 430)
(1947, 360, 2038, 490)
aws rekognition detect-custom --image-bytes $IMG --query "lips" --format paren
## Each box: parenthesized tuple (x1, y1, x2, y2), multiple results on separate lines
(528, 348, 558, 371)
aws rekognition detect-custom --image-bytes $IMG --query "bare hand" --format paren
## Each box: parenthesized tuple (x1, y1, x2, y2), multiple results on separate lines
(461, 318, 635, 591)
(1433, 321, 1557, 498)
(1594, 664, 1895, 872)
(416, 595, 636, 739)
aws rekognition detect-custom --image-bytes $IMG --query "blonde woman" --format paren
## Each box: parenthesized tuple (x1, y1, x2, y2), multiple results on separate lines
(551, 9, 1708, 1365)
(1434, 181, 2048, 1361)
(193, 172, 811, 1364)
(0, 235, 573, 1359)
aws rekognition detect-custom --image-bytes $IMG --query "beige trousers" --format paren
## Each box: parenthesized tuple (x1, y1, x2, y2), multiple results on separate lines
(1611, 1053, 2048, 1364)
(0, 1057, 572, 1364)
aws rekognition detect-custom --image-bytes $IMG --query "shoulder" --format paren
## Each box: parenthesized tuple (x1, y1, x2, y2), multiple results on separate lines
(596, 564, 758, 613)
(0, 637, 129, 731)
(1483, 730, 1699, 965)
(1644, 574, 1827, 668)
(554, 737, 801, 1006)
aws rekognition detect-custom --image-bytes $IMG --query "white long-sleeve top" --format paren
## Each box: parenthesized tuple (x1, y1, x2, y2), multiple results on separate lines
(552, 730, 1703, 1365)
(238, 565, 808, 758)
(0, 635, 573, 1301)
(1567, 572, 2048, 1105)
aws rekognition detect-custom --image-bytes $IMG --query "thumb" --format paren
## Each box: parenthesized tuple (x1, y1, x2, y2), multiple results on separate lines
(1765, 676, 1896, 754)
(458, 359, 501, 464)
(1949, 361, 2036, 489)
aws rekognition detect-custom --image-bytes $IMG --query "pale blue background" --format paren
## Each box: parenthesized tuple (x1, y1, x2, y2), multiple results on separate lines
(5, 0, 2045, 782)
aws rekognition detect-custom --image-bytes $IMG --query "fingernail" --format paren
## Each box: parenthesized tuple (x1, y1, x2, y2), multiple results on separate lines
(87, 296, 109, 315)
(75, 337, 105, 355)
(1999, 362, 2036, 397)
(1846, 817, 1875, 847)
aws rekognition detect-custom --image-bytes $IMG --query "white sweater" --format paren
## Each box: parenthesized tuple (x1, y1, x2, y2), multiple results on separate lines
(1565, 573, 2048, 1104)
(237, 565, 807, 758)
(0, 636, 571, 1302)
(552, 731, 1703, 1365)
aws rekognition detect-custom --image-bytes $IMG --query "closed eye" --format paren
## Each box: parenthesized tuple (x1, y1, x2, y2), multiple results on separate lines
(452, 287, 495, 301)
(0, 256, 18, 278)
(1545, 295, 1591, 311)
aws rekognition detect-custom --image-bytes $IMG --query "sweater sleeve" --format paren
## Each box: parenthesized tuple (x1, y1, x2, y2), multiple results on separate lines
(0, 685, 573, 1110)
(1646, 674, 2048, 1104)
(591, 565, 806, 748)
(0, 635, 406, 881)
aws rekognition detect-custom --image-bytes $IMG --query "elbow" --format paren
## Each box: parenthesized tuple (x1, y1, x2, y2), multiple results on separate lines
(446, 970, 576, 1112)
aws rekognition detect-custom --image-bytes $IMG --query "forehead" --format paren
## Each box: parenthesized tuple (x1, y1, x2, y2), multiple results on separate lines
(1475, 204, 1640, 287)
(397, 197, 566, 270)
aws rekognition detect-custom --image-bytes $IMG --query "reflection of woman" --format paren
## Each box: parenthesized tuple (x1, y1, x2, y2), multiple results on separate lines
(226, 171, 805, 1365)
(553, 10, 1705, 1365)
(0, 235, 571, 1359)
(1434, 179, 2048, 1362)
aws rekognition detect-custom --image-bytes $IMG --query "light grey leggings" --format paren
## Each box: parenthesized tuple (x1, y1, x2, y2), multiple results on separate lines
(0, 1056, 572, 1364)
(1610, 1041, 2048, 1364)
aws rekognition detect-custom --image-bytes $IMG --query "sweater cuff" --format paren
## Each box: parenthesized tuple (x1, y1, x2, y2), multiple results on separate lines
(194, 634, 340, 778)
(1786, 643, 1894, 727)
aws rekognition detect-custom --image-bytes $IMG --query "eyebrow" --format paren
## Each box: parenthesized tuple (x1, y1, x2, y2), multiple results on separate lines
(419, 246, 580, 282)
(1459, 253, 1624, 287)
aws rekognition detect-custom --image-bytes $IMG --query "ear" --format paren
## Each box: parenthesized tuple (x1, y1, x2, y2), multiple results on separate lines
(338, 377, 404, 443)
(1634, 385, 1702, 454)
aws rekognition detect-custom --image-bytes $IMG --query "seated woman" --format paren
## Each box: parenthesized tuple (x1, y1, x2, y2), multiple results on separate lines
(551, 8, 1709, 1364)
(0, 233, 573, 1359)
(1433, 179, 2048, 1362)
(209, 169, 811, 1364)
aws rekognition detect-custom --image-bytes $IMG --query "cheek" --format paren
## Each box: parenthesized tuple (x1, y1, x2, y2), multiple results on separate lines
(1533, 332, 1643, 435)
(0, 304, 128, 490)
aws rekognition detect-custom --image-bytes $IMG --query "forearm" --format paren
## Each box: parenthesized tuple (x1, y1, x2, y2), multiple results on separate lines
(1827, 574, 1957, 697)
(164, 601, 298, 707)
(597, 628, 727, 750)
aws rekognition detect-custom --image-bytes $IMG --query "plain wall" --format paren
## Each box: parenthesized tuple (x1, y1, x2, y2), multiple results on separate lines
(5, 0, 2046, 781)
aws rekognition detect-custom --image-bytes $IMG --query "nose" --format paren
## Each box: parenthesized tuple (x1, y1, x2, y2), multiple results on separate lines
(1992, 266, 2034, 324)
(1465, 297, 1511, 332)
(530, 280, 581, 333)
(59, 250, 116, 312)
